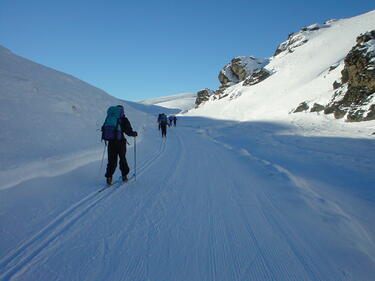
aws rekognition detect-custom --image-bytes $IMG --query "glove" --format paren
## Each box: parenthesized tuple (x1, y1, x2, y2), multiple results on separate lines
(133, 131, 138, 137)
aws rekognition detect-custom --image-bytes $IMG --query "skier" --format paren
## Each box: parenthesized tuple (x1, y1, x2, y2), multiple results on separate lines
(168, 115, 174, 127)
(157, 113, 163, 130)
(173, 116, 177, 127)
(159, 113, 168, 137)
(101, 105, 137, 185)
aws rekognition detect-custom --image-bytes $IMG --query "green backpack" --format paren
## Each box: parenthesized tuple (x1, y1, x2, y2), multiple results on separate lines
(101, 105, 125, 140)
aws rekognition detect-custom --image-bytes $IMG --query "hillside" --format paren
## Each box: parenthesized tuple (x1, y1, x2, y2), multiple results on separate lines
(187, 10, 375, 134)
(0, 46, 156, 190)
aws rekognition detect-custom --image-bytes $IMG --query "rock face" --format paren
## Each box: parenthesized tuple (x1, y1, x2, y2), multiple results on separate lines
(218, 56, 269, 85)
(325, 30, 375, 121)
(195, 88, 214, 108)
(274, 22, 331, 56)
(293, 102, 309, 113)
(243, 69, 271, 86)
(292, 31, 375, 122)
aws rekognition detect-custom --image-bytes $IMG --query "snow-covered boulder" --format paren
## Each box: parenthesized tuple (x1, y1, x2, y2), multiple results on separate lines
(325, 30, 375, 121)
(218, 56, 269, 85)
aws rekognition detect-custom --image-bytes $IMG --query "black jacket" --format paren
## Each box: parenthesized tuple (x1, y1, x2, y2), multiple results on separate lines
(119, 117, 137, 139)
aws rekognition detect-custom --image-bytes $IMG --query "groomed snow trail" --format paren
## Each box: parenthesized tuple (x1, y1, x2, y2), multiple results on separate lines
(1, 118, 374, 281)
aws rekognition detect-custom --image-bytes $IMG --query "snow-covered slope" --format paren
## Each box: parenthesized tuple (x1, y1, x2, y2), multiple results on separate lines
(187, 10, 375, 132)
(140, 92, 196, 112)
(0, 46, 155, 189)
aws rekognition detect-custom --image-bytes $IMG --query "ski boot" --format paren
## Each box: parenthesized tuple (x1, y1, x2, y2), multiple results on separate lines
(106, 176, 113, 186)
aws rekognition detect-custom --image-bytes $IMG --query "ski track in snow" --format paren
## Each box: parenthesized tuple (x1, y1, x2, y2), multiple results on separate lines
(0, 138, 168, 281)
(0, 119, 374, 281)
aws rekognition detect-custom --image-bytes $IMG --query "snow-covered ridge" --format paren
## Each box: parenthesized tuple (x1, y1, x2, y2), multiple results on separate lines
(187, 10, 375, 127)
(140, 92, 196, 112)
(274, 21, 333, 56)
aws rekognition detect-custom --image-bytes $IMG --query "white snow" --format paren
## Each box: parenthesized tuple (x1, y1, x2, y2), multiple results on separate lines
(1, 10, 375, 281)
(139, 92, 196, 113)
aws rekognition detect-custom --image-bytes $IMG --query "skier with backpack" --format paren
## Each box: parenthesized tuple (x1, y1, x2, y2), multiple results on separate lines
(101, 105, 137, 185)
(157, 113, 163, 130)
(168, 115, 174, 127)
(159, 113, 168, 137)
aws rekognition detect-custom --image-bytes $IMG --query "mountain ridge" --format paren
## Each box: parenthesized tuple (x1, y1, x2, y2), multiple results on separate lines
(190, 10, 375, 124)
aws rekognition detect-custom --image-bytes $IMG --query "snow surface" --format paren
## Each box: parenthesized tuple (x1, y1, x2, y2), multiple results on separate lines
(1, 10, 375, 281)
(1, 115, 374, 281)
(139, 93, 196, 113)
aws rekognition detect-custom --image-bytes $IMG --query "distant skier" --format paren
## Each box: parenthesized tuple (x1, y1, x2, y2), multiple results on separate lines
(157, 113, 163, 130)
(168, 115, 174, 127)
(159, 113, 168, 137)
(101, 105, 137, 185)
(173, 116, 177, 127)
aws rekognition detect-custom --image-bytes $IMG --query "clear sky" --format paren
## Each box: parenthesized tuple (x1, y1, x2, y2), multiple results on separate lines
(1, 0, 374, 101)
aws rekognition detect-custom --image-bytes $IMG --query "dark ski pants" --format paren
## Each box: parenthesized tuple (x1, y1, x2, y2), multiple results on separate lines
(105, 139, 129, 178)
(161, 123, 167, 137)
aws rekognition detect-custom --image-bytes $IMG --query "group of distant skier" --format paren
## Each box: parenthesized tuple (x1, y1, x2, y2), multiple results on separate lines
(157, 113, 177, 137)
(100, 104, 178, 186)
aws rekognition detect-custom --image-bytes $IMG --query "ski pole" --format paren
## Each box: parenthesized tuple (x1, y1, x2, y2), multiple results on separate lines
(98, 142, 107, 179)
(134, 136, 137, 181)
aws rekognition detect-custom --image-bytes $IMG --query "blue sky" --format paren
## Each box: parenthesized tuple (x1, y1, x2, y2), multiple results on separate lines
(1, 0, 374, 101)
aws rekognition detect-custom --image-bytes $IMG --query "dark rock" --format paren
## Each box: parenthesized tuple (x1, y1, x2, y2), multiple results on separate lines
(195, 88, 214, 108)
(218, 56, 269, 85)
(214, 85, 231, 99)
(293, 102, 309, 113)
(341, 68, 349, 84)
(334, 109, 347, 119)
(243, 69, 271, 86)
(324, 105, 336, 115)
(364, 104, 375, 121)
(333, 80, 342, 89)
(324, 30, 375, 122)
(329, 63, 339, 72)
(274, 48, 283, 56)
(218, 64, 238, 85)
(310, 103, 325, 112)
(346, 109, 365, 122)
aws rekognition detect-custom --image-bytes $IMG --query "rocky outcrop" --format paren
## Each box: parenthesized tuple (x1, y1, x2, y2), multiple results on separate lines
(195, 88, 214, 108)
(274, 22, 331, 56)
(213, 85, 231, 100)
(310, 103, 325, 112)
(292, 31, 375, 122)
(218, 56, 269, 85)
(243, 69, 271, 86)
(293, 102, 309, 113)
(324, 30, 375, 121)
